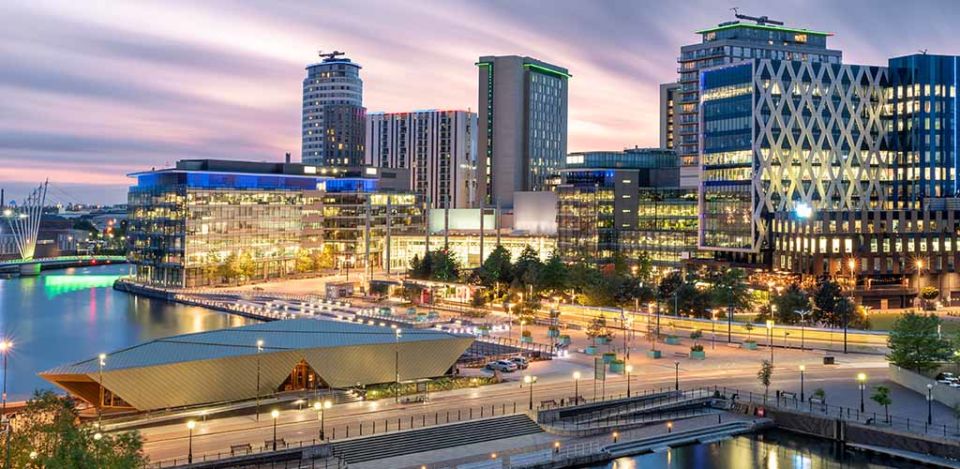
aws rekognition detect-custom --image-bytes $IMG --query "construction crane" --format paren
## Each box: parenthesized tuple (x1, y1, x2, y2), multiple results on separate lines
(318, 50, 346, 61)
(730, 8, 784, 26)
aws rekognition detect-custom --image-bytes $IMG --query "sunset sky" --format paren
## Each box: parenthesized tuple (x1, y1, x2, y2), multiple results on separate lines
(1, 0, 956, 204)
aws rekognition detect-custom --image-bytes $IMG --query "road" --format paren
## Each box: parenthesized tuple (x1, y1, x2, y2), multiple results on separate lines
(137, 352, 926, 465)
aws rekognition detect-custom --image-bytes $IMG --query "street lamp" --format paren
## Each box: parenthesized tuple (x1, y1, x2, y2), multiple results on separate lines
(857, 373, 866, 413)
(573, 371, 581, 404)
(625, 365, 633, 398)
(395, 328, 402, 403)
(524, 375, 538, 410)
(927, 383, 934, 425)
(256, 339, 264, 421)
(270, 409, 280, 451)
(709, 310, 717, 350)
(674, 361, 680, 391)
(98, 353, 106, 429)
(186, 420, 196, 464)
(765, 320, 775, 363)
(796, 309, 810, 351)
(314, 400, 332, 440)
(798, 365, 806, 403)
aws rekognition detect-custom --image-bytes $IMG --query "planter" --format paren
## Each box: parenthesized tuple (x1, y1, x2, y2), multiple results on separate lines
(602, 353, 617, 364)
(664, 336, 681, 345)
(742, 341, 758, 350)
(596, 337, 610, 345)
(609, 362, 625, 373)
(547, 329, 560, 338)
(690, 350, 706, 360)
(558, 335, 572, 345)
(646, 350, 662, 359)
(521, 335, 533, 343)
(477, 327, 490, 337)
(585, 345, 598, 355)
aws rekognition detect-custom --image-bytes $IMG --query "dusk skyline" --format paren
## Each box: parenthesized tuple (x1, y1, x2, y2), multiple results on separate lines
(2, 0, 957, 204)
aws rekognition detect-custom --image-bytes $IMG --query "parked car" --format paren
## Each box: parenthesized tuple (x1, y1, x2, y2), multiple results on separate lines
(486, 360, 518, 372)
(508, 356, 529, 369)
(935, 372, 957, 385)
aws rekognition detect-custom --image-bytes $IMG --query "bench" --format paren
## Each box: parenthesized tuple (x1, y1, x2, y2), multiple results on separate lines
(726, 343, 742, 348)
(264, 439, 286, 450)
(540, 399, 558, 408)
(673, 352, 689, 358)
(230, 444, 252, 456)
(780, 391, 797, 400)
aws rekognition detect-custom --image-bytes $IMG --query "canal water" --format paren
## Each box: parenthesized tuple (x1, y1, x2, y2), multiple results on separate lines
(0, 264, 253, 400)
(592, 429, 915, 468)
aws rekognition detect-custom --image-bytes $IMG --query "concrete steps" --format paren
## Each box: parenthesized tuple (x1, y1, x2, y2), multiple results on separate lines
(329, 414, 542, 463)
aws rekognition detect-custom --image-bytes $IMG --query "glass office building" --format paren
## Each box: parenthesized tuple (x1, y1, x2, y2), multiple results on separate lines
(128, 160, 419, 288)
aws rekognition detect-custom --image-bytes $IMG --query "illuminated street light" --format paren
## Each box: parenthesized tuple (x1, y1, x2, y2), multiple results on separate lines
(314, 400, 332, 440)
(395, 328, 402, 403)
(186, 420, 196, 464)
(765, 320, 775, 363)
(270, 409, 280, 451)
(98, 353, 106, 429)
(524, 375, 538, 410)
(573, 371, 581, 404)
(857, 373, 867, 413)
(799, 365, 806, 403)
(625, 365, 633, 397)
(256, 339, 264, 421)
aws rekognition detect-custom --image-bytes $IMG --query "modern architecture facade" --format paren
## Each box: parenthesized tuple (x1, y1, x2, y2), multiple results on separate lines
(302, 54, 365, 166)
(366, 110, 478, 208)
(41, 319, 473, 411)
(659, 83, 679, 150)
(127, 160, 420, 288)
(557, 148, 704, 268)
(674, 16, 841, 188)
(476, 56, 570, 208)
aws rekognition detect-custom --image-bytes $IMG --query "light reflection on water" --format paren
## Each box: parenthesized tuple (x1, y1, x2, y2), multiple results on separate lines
(0, 264, 254, 400)
(596, 429, 916, 468)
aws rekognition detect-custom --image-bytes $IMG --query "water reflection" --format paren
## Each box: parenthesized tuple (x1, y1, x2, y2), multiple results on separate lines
(0, 264, 254, 400)
(598, 430, 915, 468)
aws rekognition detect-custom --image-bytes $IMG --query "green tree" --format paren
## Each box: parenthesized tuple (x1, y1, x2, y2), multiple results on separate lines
(237, 251, 256, 281)
(586, 314, 612, 344)
(220, 252, 241, 282)
(768, 283, 810, 325)
(513, 246, 543, 291)
(477, 245, 513, 295)
(744, 322, 755, 343)
(811, 278, 865, 328)
(294, 248, 315, 273)
(4, 390, 147, 468)
(470, 288, 488, 308)
(757, 360, 774, 404)
(312, 245, 336, 270)
(675, 282, 712, 318)
(870, 385, 892, 423)
(887, 312, 953, 373)
(203, 253, 222, 284)
(537, 253, 569, 296)
(428, 249, 460, 282)
(710, 268, 752, 321)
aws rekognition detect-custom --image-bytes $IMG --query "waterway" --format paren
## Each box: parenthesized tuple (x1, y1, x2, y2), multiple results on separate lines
(592, 429, 914, 468)
(0, 264, 253, 400)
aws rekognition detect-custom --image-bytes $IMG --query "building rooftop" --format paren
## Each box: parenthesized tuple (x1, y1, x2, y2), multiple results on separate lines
(43, 318, 464, 375)
(696, 21, 833, 37)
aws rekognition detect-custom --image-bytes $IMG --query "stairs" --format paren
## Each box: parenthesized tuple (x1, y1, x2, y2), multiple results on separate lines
(604, 421, 761, 458)
(329, 414, 542, 463)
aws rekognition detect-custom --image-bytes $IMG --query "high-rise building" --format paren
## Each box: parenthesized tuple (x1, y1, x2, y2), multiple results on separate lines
(556, 148, 704, 269)
(302, 52, 364, 166)
(675, 15, 841, 188)
(366, 110, 478, 208)
(476, 55, 570, 208)
(659, 83, 679, 150)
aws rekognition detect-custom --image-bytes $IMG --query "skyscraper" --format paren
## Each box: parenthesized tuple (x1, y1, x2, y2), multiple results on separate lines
(674, 14, 841, 188)
(658, 83, 679, 150)
(366, 110, 478, 208)
(476, 55, 570, 208)
(302, 52, 364, 166)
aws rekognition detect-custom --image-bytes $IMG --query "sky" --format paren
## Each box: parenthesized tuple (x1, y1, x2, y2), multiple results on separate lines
(1, 0, 958, 205)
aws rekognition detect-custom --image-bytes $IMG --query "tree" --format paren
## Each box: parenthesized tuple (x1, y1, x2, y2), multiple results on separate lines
(870, 385, 892, 423)
(744, 322, 755, 343)
(3, 390, 148, 468)
(757, 360, 774, 404)
(312, 245, 336, 270)
(470, 289, 488, 308)
(294, 248, 315, 273)
(513, 246, 543, 291)
(690, 330, 703, 350)
(887, 312, 953, 373)
(769, 283, 810, 325)
(921, 286, 940, 301)
(674, 282, 712, 318)
(237, 251, 256, 280)
(220, 253, 241, 282)
(710, 268, 751, 321)
(477, 245, 513, 296)
(811, 278, 862, 328)
(202, 253, 222, 284)
(537, 253, 569, 296)
(586, 315, 613, 344)
(658, 272, 683, 306)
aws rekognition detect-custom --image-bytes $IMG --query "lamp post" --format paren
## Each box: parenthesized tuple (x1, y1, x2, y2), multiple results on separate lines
(765, 320, 775, 363)
(796, 310, 810, 351)
(97, 353, 106, 429)
(524, 375, 538, 410)
(927, 383, 934, 425)
(1, 340, 10, 469)
(625, 365, 633, 398)
(270, 409, 280, 451)
(256, 339, 264, 421)
(799, 365, 805, 402)
(573, 371, 581, 403)
(857, 373, 866, 413)
(314, 400, 332, 440)
(186, 420, 196, 464)
(710, 310, 717, 350)
(395, 328, 402, 403)
(674, 361, 680, 391)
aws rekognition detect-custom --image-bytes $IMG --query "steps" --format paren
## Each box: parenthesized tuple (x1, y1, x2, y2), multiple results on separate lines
(329, 414, 543, 463)
(604, 421, 762, 458)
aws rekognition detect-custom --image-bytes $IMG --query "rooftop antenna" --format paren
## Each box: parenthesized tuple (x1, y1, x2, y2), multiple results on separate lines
(733, 11, 784, 26)
(919, 49, 928, 55)
(318, 50, 346, 61)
